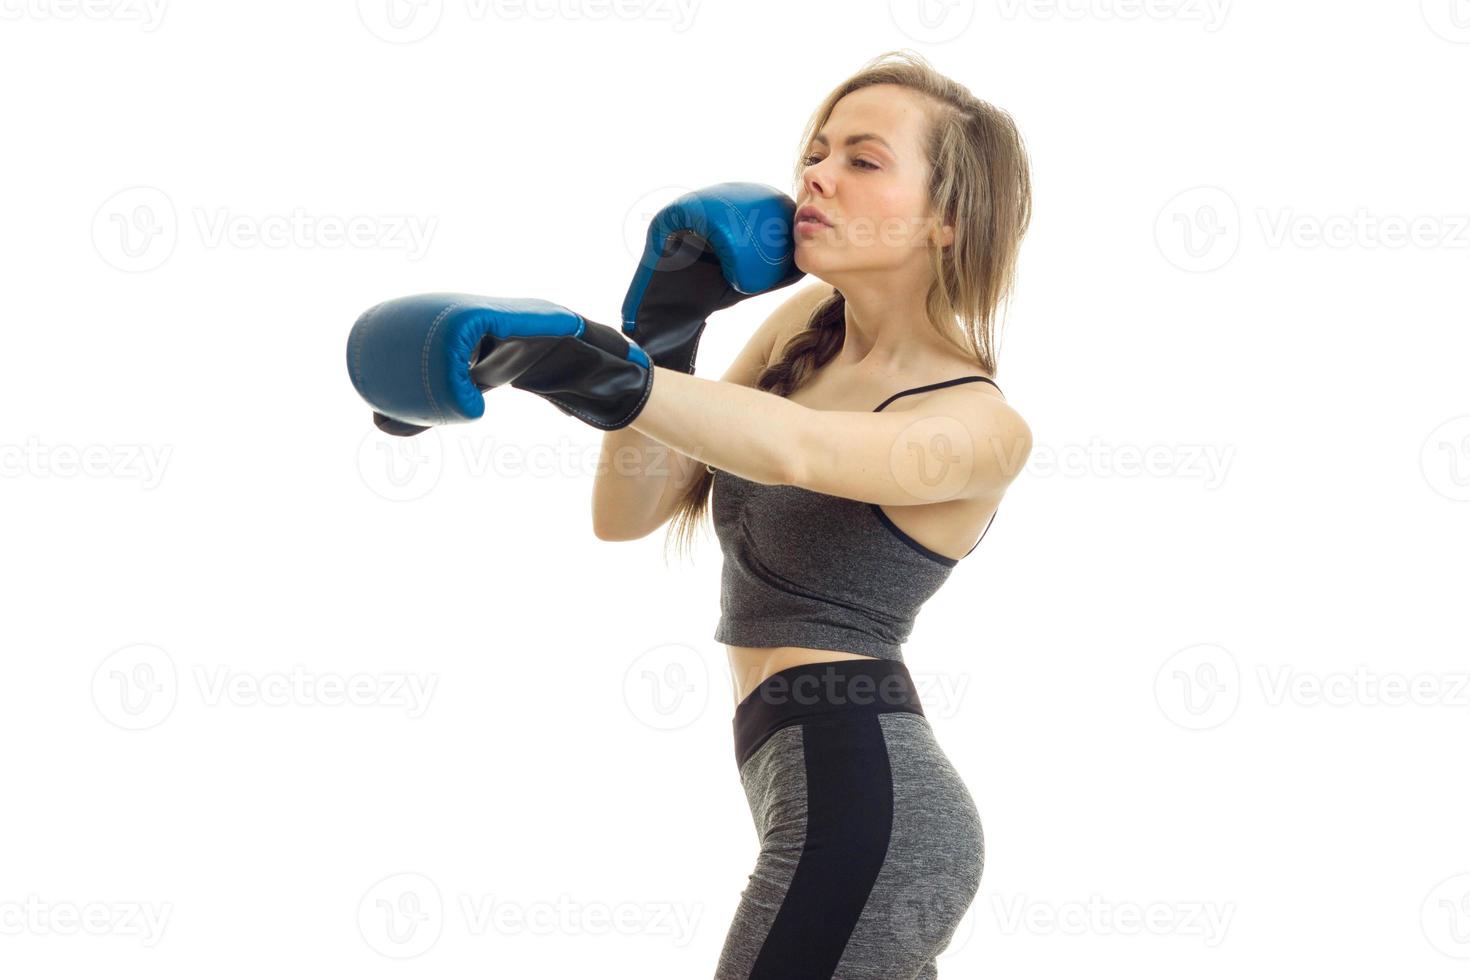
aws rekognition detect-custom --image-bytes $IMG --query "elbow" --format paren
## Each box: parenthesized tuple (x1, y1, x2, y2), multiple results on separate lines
(775, 422, 811, 488)
(593, 508, 667, 542)
(775, 452, 804, 489)
(591, 503, 637, 542)
(593, 517, 647, 542)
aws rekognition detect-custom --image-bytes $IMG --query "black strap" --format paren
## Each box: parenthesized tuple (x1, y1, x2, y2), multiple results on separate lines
(872, 375, 1000, 412)
(874, 375, 1003, 562)
(962, 508, 998, 558)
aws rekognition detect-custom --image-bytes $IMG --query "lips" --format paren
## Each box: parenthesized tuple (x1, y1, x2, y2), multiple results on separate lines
(795, 204, 832, 227)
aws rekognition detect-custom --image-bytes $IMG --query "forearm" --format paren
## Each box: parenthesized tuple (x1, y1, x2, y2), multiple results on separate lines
(627, 367, 803, 487)
(591, 426, 699, 534)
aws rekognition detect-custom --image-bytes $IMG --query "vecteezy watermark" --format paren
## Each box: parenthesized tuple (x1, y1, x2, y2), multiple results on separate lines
(626, 184, 956, 267)
(91, 643, 179, 731)
(191, 665, 438, 717)
(1256, 665, 1470, 709)
(799, 215, 959, 252)
(894, 874, 983, 960)
(358, 873, 444, 959)
(1154, 643, 1242, 731)
(1155, 186, 1241, 274)
(623, 643, 709, 732)
(1256, 208, 1470, 251)
(623, 184, 694, 266)
(0, 0, 168, 30)
(1155, 643, 1470, 730)
(356, 0, 445, 43)
(357, 872, 702, 959)
(92, 186, 177, 273)
(0, 896, 173, 947)
(1422, 873, 1470, 959)
(458, 892, 702, 946)
(889, 793, 983, 960)
(356, 425, 710, 504)
(1420, 415, 1470, 503)
(888, 413, 978, 504)
(1028, 437, 1236, 489)
(889, 0, 976, 44)
(356, 426, 445, 503)
(882, 400, 1035, 504)
(1421, 0, 1470, 44)
(907, 670, 972, 719)
(92, 186, 437, 272)
(356, 0, 700, 43)
(738, 663, 923, 711)
(92, 643, 438, 730)
(993, 0, 1231, 31)
(622, 644, 974, 730)
(0, 437, 172, 489)
(622, 182, 806, 273)
(193, 207, 435, 257)
(1156, 186, 1470, 272)
(989, 894, 1236, 947)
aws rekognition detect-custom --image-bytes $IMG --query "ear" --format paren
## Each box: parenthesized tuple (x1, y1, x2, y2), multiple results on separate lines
(934, 220, 955, 249)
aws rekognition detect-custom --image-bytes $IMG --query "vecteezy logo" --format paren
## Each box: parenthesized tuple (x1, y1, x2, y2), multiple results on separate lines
(92, 643, 179, 730)
(357, 0, 444, 43)
(92, 186, 178, 273)
(889, 0, 975, 43)
(1155, 186, 1241, 273)
(1422, 0, 1470, 43)
(1422, 873, 1470, 958)
(356, 425, 444, 502)
(622, 184, 697, 271)
(358, 872, 444, 958)
(1154, 643, 1240, 730)
(622, 643, 708, 731)
(892, 865, 982, 959)
(1420, 415, 1470, 502)
(890, 414, 973, 503)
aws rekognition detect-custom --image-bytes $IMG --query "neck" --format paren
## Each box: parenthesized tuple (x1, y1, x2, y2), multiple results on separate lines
(827, 274, 962, 375)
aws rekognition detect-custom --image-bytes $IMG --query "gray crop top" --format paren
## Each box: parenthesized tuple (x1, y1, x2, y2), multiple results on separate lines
(710, 375, 1001, 661)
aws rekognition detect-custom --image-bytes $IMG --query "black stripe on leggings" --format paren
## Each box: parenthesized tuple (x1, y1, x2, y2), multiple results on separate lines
(748, 715, 893, 978)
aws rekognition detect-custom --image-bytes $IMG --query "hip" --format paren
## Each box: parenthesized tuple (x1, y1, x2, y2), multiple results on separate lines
(731, 658, 985, 900)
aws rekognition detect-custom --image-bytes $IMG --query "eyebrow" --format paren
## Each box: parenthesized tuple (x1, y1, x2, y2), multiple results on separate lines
(812, 132, 894, 153)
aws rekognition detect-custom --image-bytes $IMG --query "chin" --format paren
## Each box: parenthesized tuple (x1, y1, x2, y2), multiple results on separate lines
(794, 241, 836, 273)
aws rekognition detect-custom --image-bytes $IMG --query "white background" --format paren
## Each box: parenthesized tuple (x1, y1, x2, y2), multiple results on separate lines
(3, 0, 1468, 977)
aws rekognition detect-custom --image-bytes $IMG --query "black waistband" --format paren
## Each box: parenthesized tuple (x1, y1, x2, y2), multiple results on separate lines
(732, 658, 927, 770)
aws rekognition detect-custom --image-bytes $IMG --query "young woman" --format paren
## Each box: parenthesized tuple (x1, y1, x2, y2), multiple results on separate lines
(592, 51, 1033, 980)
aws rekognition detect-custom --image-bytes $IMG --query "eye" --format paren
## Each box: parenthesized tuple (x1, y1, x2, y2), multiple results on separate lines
(802, 154, 879, 171)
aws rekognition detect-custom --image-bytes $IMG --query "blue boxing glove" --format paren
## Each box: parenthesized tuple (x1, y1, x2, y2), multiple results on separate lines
(346, 293, 653, 436)
(621, 182, 805, 374)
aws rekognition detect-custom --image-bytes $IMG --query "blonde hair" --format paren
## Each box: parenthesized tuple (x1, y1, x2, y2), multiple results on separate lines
(663, 49, 1032, 565)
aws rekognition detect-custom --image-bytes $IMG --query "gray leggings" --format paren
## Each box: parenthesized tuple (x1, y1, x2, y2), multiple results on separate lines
(715, 659, 984, 979)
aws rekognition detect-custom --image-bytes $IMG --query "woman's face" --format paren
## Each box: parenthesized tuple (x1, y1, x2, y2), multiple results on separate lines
(793, 84, 952, 280)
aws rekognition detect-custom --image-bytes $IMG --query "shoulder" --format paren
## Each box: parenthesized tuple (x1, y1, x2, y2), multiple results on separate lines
(903, 378, 1032, 489)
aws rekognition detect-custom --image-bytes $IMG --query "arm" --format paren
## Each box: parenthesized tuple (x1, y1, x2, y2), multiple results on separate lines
(590, 281, 833, 540)
(629, 372, 1032, 507)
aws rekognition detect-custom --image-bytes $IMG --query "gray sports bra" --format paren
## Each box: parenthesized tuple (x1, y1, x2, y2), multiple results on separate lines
(710, 375, 1001, 661)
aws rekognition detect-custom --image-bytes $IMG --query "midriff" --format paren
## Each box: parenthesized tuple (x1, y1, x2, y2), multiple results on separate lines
(726, 644, 882, 708)
(720, 339, 1005, 710)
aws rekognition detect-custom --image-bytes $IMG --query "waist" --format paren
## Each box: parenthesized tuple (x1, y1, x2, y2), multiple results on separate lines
(731, 658, 927, 770)
(726, 644, 889, 704)
(717, 617, 909, 667)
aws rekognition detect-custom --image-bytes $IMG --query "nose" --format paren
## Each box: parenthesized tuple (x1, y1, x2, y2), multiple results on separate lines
(801, 158, 832, 200)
